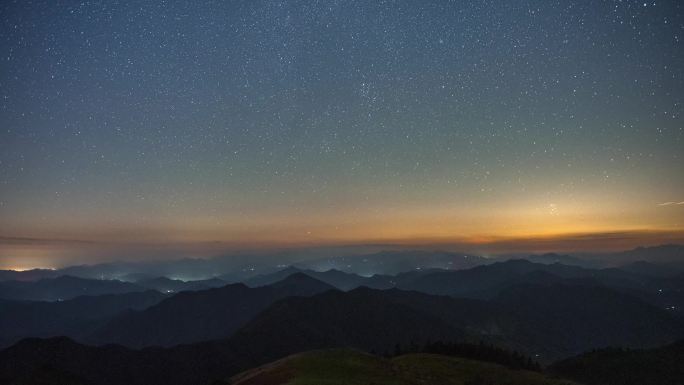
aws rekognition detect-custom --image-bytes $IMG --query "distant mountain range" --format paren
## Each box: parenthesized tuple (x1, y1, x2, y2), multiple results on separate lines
(0, 276, 146, 301)
(234, 281, 683, 361)
(3, 266, 680, 356)
(0, 268, 61, 282)
(1, 274, 681, 384)
(87, 273, 335, 347)
(0, 290, 166, 349)
(243, 265, 436, 290)
(594, 244, 684, 266)
(1, 249, 683, 384)
(0, 274, 229, 302)
(3, 244, 682, 283)
(2, 258, 683, 352)
(295, 250, 490, 275)
(0, 250, 492, 282)
(244, 257, 684, 316)
(501, 252, 600, 267)
(134, 276, 227, 293)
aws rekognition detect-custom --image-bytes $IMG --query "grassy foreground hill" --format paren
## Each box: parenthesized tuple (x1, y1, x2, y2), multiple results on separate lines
(228, 349, 576, 385)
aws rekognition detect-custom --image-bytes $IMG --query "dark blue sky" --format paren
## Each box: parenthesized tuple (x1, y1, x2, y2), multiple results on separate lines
(1, 0, 683, 268)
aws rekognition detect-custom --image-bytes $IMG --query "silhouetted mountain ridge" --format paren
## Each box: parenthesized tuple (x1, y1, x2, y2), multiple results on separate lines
(2, 279, 683, 384)
(135, 276, 227, 293)
(0, 276, 146, 301)
(88, 273, 335, 347)
(0, 290, 166, 349)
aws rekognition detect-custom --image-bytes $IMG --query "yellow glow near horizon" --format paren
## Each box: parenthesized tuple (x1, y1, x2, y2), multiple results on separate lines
(2, 179, 683, 268)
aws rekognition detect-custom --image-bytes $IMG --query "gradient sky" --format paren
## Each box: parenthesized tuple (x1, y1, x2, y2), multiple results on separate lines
(1, 0, 683, 269)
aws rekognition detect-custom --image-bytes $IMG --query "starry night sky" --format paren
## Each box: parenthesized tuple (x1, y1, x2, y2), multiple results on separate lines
(1, 0, 683, 268)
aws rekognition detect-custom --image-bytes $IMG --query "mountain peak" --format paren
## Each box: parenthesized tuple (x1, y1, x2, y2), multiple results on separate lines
(269, 272, 335, 292)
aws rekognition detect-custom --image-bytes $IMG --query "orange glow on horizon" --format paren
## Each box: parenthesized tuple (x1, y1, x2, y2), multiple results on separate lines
(2, 193, 683, 268)
(2, 225, 683, 270)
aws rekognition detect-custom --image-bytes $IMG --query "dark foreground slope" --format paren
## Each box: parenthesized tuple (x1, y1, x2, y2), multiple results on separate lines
(0, 336, 250, 385)
(228, 349, 576, 385)
(549, 340, 684, 385)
